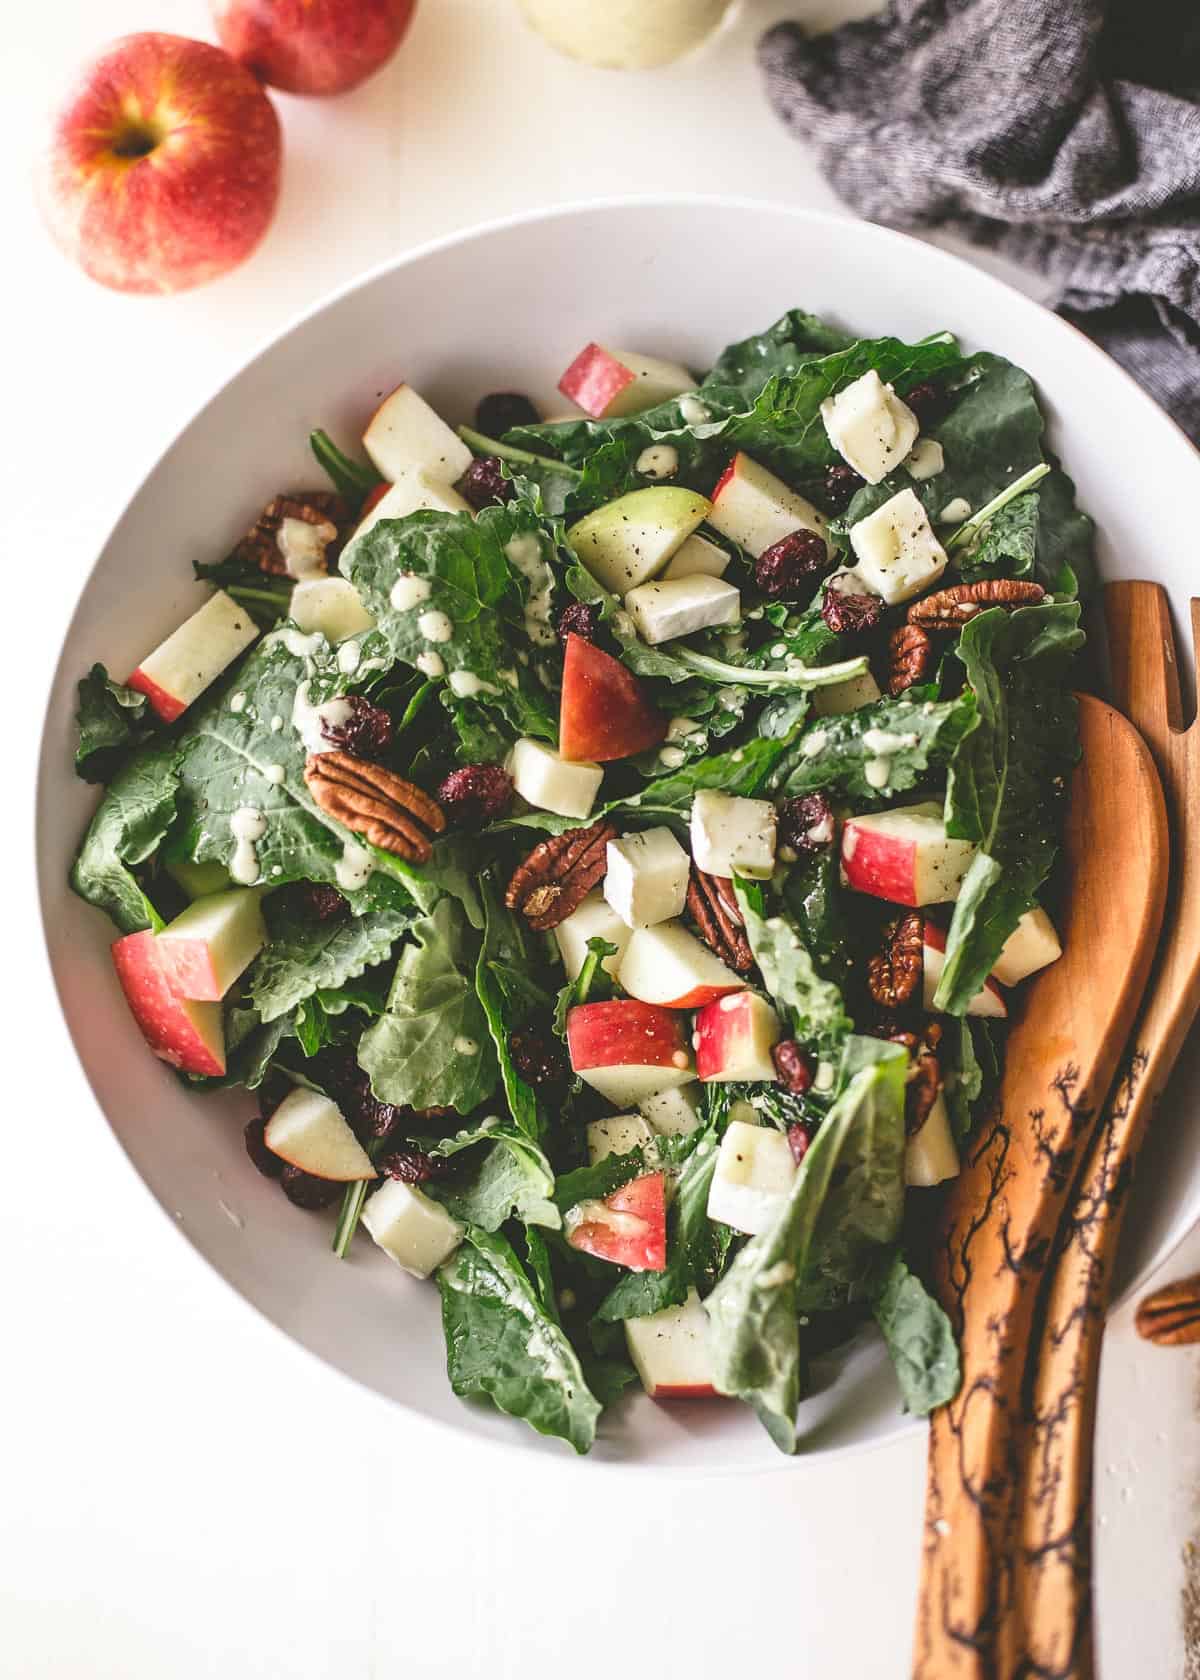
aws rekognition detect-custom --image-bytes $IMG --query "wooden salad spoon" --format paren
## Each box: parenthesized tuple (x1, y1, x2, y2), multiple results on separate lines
(1004, 585, 1200, 1677)
(912, 689, 1169, 1680)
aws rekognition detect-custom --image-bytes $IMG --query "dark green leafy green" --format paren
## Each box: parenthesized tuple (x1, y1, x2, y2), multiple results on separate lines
(735, 879, 851, 1052)
(474, 874, 553, 1141)
(432, 1125, 559, 1232)
(777, 693, 978, 803)
(872, 1254, 960, 1415)
(310, 427, 378, 506)
(70, 745, 178, 933)
(248, 897, 416, 1022)
(74, 664, 155, 783)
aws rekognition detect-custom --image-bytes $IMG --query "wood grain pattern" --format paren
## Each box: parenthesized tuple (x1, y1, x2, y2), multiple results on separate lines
(1006, 586, 1200, 1678)
(912, 692, 1169, 1680)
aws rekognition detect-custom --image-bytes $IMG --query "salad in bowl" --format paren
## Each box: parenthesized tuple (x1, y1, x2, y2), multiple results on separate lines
(67, 308, 1091, 1454)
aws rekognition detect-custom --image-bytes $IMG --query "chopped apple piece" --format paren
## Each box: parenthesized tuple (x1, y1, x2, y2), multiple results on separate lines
(905, 1091, 960, 1187)
(624, 575, 740, 644)
(922, 922, 1007, 1019)
(707, 452, 829, 559)
(618, 921, 745, 1009)
(810, 669, 883, 717)
(111, 930, 226, 1076)
(362, 382, 473, 486)
(842, 802, 977, 906)
(661, 533, 730, 580)
(707, 1119, 797, 1235)
(553, 892, 630, 982)
(361, 1178, 464, 1277)
(604, 827, 690, 928)
(558, 344, 697, 419)
(350, 471, 471, 548)
(820, 370, 919, 485)
(164, 857, 232, 900)
(625, 1287, 719, 1399)
(587, 1114, 656, 1165)
(127, 590, 258, 723)
(157, 887, 266, 1002)
(567, 998, 695, 1105)
(565, 1173, 667, 1271)
(637, 1081, 703, 1138)
(992, 907, 1062, 987)
(265, 1088, 376, 1182)
(559, 633, 667, 762)
(290, 577, 375, 642)
(508, 738, 602, 820)
(567, 487, 711, 594)
(690, 790, 776, 880)
(849, 488, 948, 605)
(695, 992, 782, 1082)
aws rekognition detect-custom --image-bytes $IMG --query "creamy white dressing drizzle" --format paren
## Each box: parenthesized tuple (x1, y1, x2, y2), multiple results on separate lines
(337, 640, 361, 674)
(229, 692, 247, 714)
(418, 609, 454, 644)
(448, 670, 501, 700)
(679, 393, 712, 426)
(416, 650, 445, 679)
(504, 533, 557, 648)
(636, 444, 679, 479)
(263, 764, 286, 785)
(389, 573, 432, 612)
(335, 840, 373, 892)
(292, 682, 353, 753)
(229, 807, 267, 885)
(453, 1036, 479, 1057)
(277, 517, 332, 579)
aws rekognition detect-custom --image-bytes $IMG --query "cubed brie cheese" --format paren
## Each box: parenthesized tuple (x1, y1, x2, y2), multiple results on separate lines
(690, 790, 777, 880)
(637, 1081, 703, 1138)
(509, 738, 602, 820)
(849, 488, 949, 606)
(707, 1120, 797, 1235)
(604, 827, 690, 928)
(361, 1179, 464, 1278)
(661, 533, 731, 580)
(586, 1114, 656, 1165)
(810, 669, 883, 717)
(624, 575, 740, 645)
(554, 891, 630, 982)
(820, 370, 919, 485)
(362, 383, 473, 486)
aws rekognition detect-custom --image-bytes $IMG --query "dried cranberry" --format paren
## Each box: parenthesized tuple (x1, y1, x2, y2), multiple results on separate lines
(294, 881, 349, 920)
(475, 391, 540, 437)
(458, 455, 514, 510)
(320, 695, 393, 759)
(903, 381, 949, 425)
(244, 1117, 284, 1179)
(380, 1148, 449, 1185)
(556, 601, 600, 648)
(257, 1073, 291, 1122)
(755, 529, 831, 600)
(279, 1166, 342, 1210)
(437, 763, 514, 828)
(778, 793, 836, 855)
(821, 588, 883, 637)
(787, 1121, 814, 1164)
(775, 1042, 815, 1096)
(508, 1028, 567, 1087)
(821, 463, 865, 513)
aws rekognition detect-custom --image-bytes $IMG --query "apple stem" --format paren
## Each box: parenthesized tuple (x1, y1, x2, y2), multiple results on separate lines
(458, 427, 583, 480)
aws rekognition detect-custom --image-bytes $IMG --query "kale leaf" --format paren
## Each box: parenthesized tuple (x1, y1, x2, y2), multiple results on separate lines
(74, 664, 155, 784)
(871, 1254, 960, 1415)
(70, 744, 178, 933)
(474, 873, 554, 1141)
(735, 879, 851, 1052)
(777, 693, 978, 804)
(247, 895, 417, 1023)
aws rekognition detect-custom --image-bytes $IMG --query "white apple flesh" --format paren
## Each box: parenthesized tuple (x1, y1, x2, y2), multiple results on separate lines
(707, 452, 829, 559)
(553, 892, 631, 982)
(695, 992, 783, 1082)
(290, 577, 375, 642)
(810, 669, 883, 717)
(111, 930, 226, 1076)
(625, 1287, 719, 1400)
(922, 922, 1007, 1018)
(362, 383, 473, 487)
(637, 1081, 703, 1138)
(841, 802, 977, 906)
(603, 827, 690, 928)
(586, 1114, 656, 1165)
(624, 574, 740, 644)
(905, 1091, 960, 1187)
(617, 921, 746, 1010)
(661, 533, 730, 580)
(707, 1120, 797, 1235)
(992, 907, 1063, 987)
(264, 1088, 376, 1182)
(156, 887, 266, 1002)
(349, 471, 472, 548)
(361, 1178, 464, 1278)
(567, 487, 711, 594)
(557, 344, 697, 419)
(128, 590, 258, 722)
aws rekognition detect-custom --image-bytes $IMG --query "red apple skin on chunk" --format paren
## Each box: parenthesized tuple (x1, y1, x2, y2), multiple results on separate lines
(567, 1173, 667, 1272)
(37, 34, 282, 296)
(125, 668, 187, 724)
(567, 1000, 691, 1077)
(694, 992, 781, 1082)
(111, 931, 226, 1077)
(922, 922, 1007, 1019)
(558, 344, 634, 418)
(841, 803, 976, 908)
(212, 0, 416, 96)
(559, 634, 667, 763)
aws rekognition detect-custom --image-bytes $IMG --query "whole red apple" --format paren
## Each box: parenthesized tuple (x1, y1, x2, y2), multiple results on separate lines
(37, 33, 283, 295)
(212, 0, 417, 96)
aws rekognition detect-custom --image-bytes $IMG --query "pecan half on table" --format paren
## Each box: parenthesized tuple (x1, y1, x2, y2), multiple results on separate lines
(304, 751, 446, 865)
(234, 490, 345, 576)
(907, 578, 1045, 631)
(687, 867, 754, 973)
(1135, 1274, 1200, 1346)
(505, 818, 616, 931)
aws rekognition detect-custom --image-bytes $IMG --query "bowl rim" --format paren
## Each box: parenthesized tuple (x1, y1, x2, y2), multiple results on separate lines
(36, 192, 1197, 1472)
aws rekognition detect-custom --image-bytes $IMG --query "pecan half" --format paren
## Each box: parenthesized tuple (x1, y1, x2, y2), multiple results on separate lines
(687, 867, 754, 974)
(882, 1020, 943, 1135)
(304, 751, 445, 864)
(234, 491, 345, 577)
(1135, 1275, 1200, 1346)
(868, 912, 924, 1010)
(888, 623, 935, 694)
(505, 819, 616, 931)
(908, 579, 1045, 631)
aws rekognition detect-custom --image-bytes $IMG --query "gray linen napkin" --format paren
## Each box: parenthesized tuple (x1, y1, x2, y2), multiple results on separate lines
(759, 0, 1200, 442)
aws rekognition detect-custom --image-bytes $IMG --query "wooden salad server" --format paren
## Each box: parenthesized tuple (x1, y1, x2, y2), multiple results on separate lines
(1005, 585, 1200, 1678)
(912, 689, 1168, 1680)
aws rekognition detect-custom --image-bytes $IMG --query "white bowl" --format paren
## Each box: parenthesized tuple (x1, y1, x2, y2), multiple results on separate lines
(37, 198, 1199, 1470)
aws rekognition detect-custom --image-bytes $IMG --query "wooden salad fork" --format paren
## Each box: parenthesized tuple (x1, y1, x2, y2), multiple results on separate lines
(912, 689, 1169, 1680)
(1004, 584, 1200, 1677)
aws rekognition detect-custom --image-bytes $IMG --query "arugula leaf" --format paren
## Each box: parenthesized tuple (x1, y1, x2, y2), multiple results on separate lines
(872, 1254, 960, 1416)
(342, 504, 558, 741)
(705, 1049, 907, 1452)
(357, 899, 499, 1112)
(247, 897, 416, 1022)
(74, 664, 155, 783)
(438, 1227, 601, 1454)
(734, 879, 851, 1052)
(935, 603, 1083, 1013)
(474, 873, 553, 1140)
(70, 744, 178, 933)
(777, 693, 977, 804)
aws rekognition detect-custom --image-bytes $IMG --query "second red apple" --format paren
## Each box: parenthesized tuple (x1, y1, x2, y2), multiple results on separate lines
(212, 0, 417, 95)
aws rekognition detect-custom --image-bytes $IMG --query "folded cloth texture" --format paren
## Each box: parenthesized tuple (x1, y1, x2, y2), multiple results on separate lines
(759, 0, 1200, 441)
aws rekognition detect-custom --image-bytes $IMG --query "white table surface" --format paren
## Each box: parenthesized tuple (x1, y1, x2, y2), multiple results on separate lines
(5, 2, 1197, 1675)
